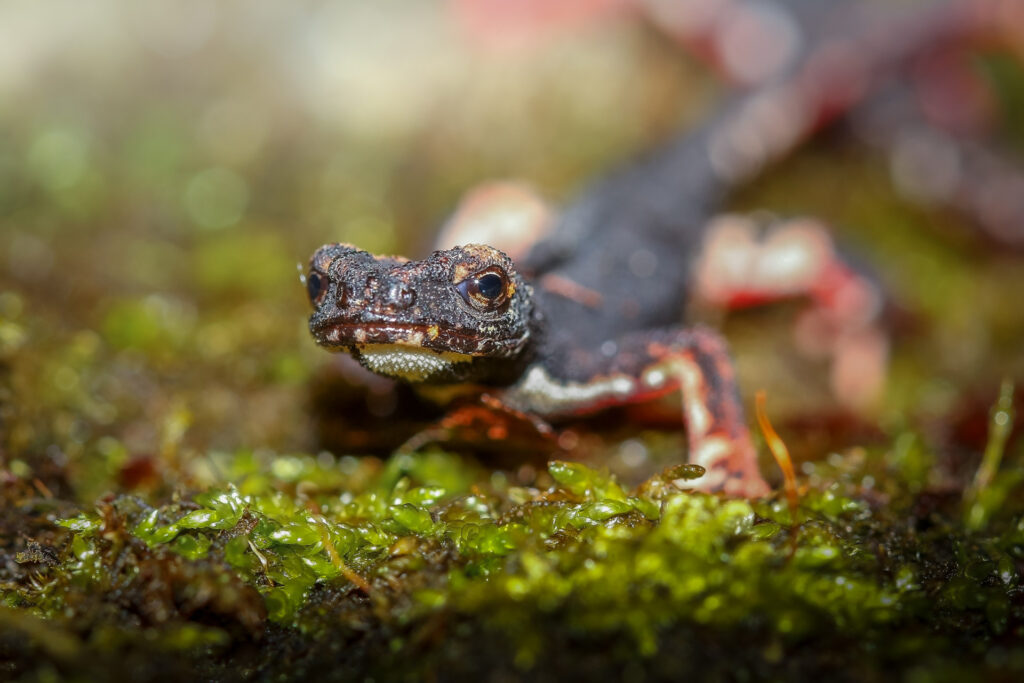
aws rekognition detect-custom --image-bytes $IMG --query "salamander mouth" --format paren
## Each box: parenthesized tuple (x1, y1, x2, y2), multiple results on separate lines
(311, 321, 520, 357)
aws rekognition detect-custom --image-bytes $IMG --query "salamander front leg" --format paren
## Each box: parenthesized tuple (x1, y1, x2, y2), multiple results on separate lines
(504, 326, 770, 498)
(396, 393, 557, 459)
(631, 328, 771, 498)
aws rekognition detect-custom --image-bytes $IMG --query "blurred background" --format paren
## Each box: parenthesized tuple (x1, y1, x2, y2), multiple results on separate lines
(1, 0, 1022, 498)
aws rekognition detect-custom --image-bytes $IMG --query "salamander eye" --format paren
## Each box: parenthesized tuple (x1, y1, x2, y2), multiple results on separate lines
(456, 267, 511, 312)
(306, 271, 326, 306)
(477, 272, 504, 300)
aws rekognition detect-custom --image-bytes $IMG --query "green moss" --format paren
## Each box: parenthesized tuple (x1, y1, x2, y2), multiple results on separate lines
(3, 442, 1016, 680)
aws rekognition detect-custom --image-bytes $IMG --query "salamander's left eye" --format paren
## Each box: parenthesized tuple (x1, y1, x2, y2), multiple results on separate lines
(306, 271, 326, 306)
(456, 267, 511, 312)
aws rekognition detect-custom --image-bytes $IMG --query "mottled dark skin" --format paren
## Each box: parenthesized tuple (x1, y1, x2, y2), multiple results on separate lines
(306, 100, 749, 401)
(307, 156, 767, 495)
(308, 243, 535, 385)
(307, 0, 1017, 496)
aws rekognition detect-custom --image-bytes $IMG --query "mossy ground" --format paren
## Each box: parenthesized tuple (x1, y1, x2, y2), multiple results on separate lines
(3, 431, 1024, 681)
(2, 5, 1024, 681)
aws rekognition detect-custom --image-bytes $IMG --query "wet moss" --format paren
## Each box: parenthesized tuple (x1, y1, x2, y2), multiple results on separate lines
(2, 432, 1021, 681)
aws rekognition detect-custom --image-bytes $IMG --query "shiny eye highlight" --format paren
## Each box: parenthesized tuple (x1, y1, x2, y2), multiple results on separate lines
(306, 271, 326, 305)
(476, 272, 504, 300)
(456, 267, 510, 312)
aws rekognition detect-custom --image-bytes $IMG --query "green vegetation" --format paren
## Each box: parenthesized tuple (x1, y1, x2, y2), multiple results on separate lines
(3, 423, 1024, 680)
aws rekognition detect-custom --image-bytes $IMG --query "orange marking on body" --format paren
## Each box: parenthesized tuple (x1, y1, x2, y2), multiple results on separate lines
(539, 274, 604, 308)
(453, 262, 475, 282)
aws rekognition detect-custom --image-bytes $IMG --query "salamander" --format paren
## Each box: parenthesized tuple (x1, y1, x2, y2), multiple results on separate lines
(305, 0, 1024, 497)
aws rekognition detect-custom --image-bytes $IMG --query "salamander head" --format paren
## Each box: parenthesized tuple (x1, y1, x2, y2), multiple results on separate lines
(305, 243, 534, 383)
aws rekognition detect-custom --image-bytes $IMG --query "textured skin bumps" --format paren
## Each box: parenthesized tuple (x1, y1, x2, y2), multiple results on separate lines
(307, 243, 535, 384)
